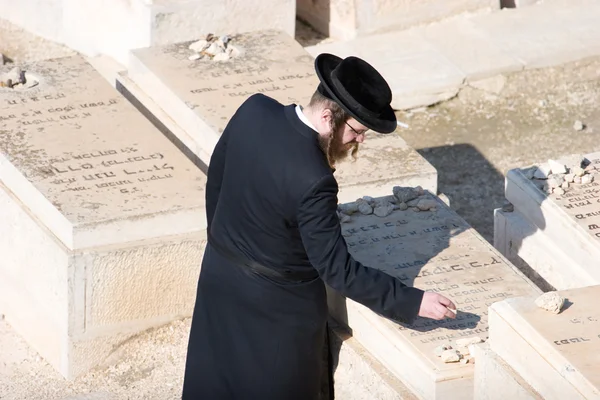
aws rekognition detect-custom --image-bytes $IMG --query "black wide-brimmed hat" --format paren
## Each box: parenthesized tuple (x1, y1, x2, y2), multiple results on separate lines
(314, 53, 397, 134)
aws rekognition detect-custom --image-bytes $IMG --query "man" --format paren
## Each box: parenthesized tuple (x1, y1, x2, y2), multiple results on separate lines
(182, 53, 456, 399)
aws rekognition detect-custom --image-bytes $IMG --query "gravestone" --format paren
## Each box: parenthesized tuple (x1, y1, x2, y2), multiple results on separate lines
(0, 56, 207, 379)
(504, 152, 600, 288)
(494, 208, 595, 290)
(119, 30, 438, 201)
(487, 285, 600, 399)
(330, 189, 540, 399)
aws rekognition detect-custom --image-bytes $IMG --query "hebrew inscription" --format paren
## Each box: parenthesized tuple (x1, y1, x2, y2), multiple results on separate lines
(0, 56, 204, 225)
(341, 194, 537, 366)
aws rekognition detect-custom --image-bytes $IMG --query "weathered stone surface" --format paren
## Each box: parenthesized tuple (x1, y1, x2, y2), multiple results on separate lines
(328, 189, 539, 399)
(0, 56, 207, 379)
(0, 0, 296, 66)
(123, 30, 438, 201)
(297, 0, 498, 40)
(489, 285, 600, 399)
(505, 152, 600, 282)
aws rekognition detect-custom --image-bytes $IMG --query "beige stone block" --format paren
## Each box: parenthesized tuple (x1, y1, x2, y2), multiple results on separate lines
(416, 19, 524, 81)
(489, 286, 600, 398)
(505, 152, 600, 286)
(297, 0, 498, 39)
(493, 208, 596, 290)
(0, 0, 295, 66)
(0, 56, 207, 379)
(472, 342, 543, 399)
(470, 4, 595, 69)
(122, 30, 438, 200)
(329, 191, 540, 399)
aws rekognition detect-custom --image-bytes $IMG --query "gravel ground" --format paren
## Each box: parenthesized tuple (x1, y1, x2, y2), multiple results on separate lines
(396, 56, 600, 242)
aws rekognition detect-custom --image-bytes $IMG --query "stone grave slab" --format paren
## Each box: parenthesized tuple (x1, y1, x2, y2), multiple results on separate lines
(121, 30, 438, 200)
(0, 0, 296, 67)
(329, 188, 540, 399)
(505, 152, 600, 286)
(488, 285, 600, 399)
(493, 208, 596, 290)
(0, 56, 207, 379)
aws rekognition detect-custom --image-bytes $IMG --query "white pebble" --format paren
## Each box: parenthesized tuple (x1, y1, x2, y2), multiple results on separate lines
(581, 174, 594, 184)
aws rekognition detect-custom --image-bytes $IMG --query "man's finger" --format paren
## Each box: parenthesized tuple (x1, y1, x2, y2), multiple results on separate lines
(437, 296, 455, 309)
(435, 303, 456, 319)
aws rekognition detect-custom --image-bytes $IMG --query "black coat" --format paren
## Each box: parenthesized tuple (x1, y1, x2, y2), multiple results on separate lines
(182, 94, 424, 399)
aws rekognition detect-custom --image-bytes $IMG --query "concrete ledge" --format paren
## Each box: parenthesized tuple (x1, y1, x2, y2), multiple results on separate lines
(472, 342, 543, 400)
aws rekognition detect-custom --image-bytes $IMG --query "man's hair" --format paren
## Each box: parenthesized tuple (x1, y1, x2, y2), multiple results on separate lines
(308, 90, 349, 133)
(309, 89, 358, 168)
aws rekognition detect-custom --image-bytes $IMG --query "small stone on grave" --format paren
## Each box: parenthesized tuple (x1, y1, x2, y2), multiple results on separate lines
(572, 166, 585, 177)
(434, 344, 452, 357)
(533, 163, 552, 179)
(393, 186, 421, 203)
(417, 198, 438, 211)
(564, 173, 575, 183)
(548, 160, 567, 174)
(581, 175, 594, 185)
(357, 199, 373, 215)
(561, 181, 569, 190)
(573, 120, 585, 131)
(374, 202, 395, 217)
(338, 202, 359, 215)
(397, 202, 408, 211)
(554, 187, 565, 195)
(574, 176, 583, 184)
(546, 175, 563, 188)
(441, 350, 461, 363)
(535, 292, 565, 314)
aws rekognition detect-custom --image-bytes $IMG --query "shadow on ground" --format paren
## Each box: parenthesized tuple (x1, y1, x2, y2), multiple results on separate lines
(416, 143, 505, 243)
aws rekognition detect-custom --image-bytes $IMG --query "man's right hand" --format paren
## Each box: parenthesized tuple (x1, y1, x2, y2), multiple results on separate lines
(418, 292, 457, 320)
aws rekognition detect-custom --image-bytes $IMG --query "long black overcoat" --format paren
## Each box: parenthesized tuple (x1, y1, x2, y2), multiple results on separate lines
(182, 94, 424, 399)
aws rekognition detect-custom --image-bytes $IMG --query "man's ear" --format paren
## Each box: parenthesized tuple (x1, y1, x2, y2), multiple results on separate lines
(320, 108, 333, 127)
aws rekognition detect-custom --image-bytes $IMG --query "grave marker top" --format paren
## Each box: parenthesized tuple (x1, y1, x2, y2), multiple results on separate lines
(339, 192, 539, 374)
(0, 56, 206, 249)
(546, 152, 600, 243)
(493, 285, 600, 391)
(130, 30, 319, 135)
(127, 30, 438, 196)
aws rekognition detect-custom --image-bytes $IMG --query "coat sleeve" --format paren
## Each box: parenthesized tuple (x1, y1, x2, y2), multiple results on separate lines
(297, 174, 424, 325)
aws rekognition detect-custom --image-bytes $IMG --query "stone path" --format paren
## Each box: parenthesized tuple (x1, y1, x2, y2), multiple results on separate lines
(305, 0, 600, 110)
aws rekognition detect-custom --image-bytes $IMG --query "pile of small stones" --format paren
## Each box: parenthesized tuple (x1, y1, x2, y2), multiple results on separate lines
(434, 336, 483, 364)
(188, 34, 241, 62)
(0, 67, 38, 90)
(523, 156, 596, 195)
(337, 185, 438, 223)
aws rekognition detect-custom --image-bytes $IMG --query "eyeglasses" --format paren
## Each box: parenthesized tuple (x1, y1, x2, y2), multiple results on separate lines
(345, 121, 366, 136)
